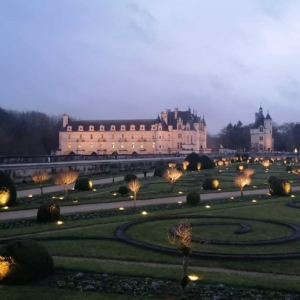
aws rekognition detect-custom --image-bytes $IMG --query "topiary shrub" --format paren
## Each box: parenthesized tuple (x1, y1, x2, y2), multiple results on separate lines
(124, 174, 137, 182)
(153, 166, 167, 177)
(269, 179, 292, 196)
(268, 175, 277, 184)
(74, 177, 93, 191)
(242, 153, 249, 161)
(37, 202, 60, 223)
(186, 192, 200, 206)
(0, 239, 54, 284)
(118, 186, 129, 195)
(286, 166, 293, 172)
(202, 178, 219, 190)
(231, 159, 236, 163)
(184, 152, 200, 171)
(235, 153, 242, 162)
(249, 158, 254, 164)
(0, 171, 17, 207)
(198, 155, 214, 170)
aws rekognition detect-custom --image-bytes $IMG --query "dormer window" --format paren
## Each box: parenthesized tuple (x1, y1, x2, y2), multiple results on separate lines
(110, 125, 115, 131)
(67, 126, 72, 131)
(78, 126, 83, 131)
(89, 125, 94, 131)
(158, 125, 162, 131)
(100, 125, 104, 131)
(140, 125, 145, 131)
(151, 125, 156, 130)
(121, 125, 126, 131)
(130, 125, 135, 131)
(259, 126, 263, 132)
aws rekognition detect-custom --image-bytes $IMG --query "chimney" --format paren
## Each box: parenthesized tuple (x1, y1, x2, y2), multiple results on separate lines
(174, 108, 178, 119)
(63, 114, 69, 127)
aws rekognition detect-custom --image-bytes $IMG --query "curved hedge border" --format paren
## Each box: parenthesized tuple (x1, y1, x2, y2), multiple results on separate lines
(115, 215, 300, 260)
(287, 200, 300, 209)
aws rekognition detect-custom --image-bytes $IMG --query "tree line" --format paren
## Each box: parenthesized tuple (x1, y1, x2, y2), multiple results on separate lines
(0, 107, 61, 155)
(207, 121, 300, 152)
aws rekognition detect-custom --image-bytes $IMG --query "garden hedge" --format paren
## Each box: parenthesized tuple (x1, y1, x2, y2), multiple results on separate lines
(202, 178, 219, 190)
(186, 192, 200, 205)
(124, 174, 137, 182)
(0, 171, 17, 207)
(74, 177, 92, 191)
(37, 201, 60, 223)
(269, 179, 292, 196)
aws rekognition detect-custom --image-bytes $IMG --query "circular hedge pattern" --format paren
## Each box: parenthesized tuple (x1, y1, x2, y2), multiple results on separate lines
(115, 215, 300, 260)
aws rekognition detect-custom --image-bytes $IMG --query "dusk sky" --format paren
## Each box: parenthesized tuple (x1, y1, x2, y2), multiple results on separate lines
(1, 0, 300, 134)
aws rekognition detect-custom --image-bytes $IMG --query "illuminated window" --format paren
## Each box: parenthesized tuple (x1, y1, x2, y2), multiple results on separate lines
(90, 143, 93, 148)
(68, 143, 71, 149)
(132, 143, 135, 148)
(112, 143, 115, 149)
(140, 143, 143, 149)
(121, 143, 124, 149)
(152, 143, 155, 149)
(78, 144, 81, 149)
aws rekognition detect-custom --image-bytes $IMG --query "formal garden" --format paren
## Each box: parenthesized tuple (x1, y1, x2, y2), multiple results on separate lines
(1, 153, 300, 299)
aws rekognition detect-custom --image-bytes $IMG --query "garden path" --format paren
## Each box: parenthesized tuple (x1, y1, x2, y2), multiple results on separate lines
(53, 256, 300, 281)
(1, 186, 300, 221)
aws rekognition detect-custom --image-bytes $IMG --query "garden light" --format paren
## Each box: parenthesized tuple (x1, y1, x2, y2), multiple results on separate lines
(119, 207, 124, 210)
(252, 199, 257, 203)
(28, 194, 33, 198)
(205, 205, 211, 208)
(178, 201, 182, 204)
(2, 206, 8, 210)
(57, 221, 63, 225)
(141, 211, 148, 215)
(188, 275, 199, 281)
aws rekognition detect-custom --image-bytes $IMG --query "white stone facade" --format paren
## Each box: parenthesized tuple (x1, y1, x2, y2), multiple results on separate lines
(57, 108, 208, 155)
(250, 106, 274, 152)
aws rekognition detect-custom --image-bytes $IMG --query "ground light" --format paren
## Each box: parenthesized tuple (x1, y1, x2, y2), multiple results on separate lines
(141, 211, 147, 215)
(252, 199, 257, 203)
(130, 195, 133, 198)
(230, 197, 234, 200)
(113, 193, 117, 196)
(28, 194, 33, 198)
(119, 207, 124, 210)
(205, 205, 211, 208)
(73, 200, 78, 203)
(188, 275, 199, 281)
(2, 206, 8, 210)
(59, 197, 64, 200)
(291, 195, 295, 198)
(178, 201, 182, 204)
(57, 221, 63, 225)
(178, 191, 183, 194)
(93, 189, 97, 192)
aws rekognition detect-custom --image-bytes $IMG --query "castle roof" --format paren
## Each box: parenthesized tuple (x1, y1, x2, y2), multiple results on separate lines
(252, 114, 265, 129)
(61, 118, 168, 131)
(265, 111, 272, 120)
(166, 110, 204, 130)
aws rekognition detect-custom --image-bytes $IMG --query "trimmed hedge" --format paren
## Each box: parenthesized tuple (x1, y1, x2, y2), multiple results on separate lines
(0, 171, 17, 207)
(268, 176, 277, 184)
(286, 166, 293, 172)
(118, 186, 129, 195)
(202, 178, 219, 190)
(74, 177, 92, 191)
(124, 174, 137, 182)
(186, 192, 200, 205)
(37, 201, 60, 223)
(0, 239, 54, 284)
(184, 152, 200, 171)
(269, 179, 292, 196)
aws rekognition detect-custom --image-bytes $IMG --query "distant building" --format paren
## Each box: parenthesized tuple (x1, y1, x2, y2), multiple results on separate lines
(250, 106, 274, 151)
(56, 108, 209, 155)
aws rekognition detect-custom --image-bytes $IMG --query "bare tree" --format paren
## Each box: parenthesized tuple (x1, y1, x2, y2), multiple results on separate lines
(164, 169, 182, 192)
(234, 174, 251, 199)
(0, 189, 10, 207)
(128, 179, 141, 207)
(168, 163, 176, 169)
(182, 161, 189, 171)
(32, 170, 49, 195)
(168, 221, 192, 287)
(54, 169, 78, 197)
(242, 168, 255, 177)
(262, 159, 270, 170)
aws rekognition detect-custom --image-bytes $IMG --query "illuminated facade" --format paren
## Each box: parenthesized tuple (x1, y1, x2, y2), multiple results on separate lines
(57, 108, 208, 155)
(250, 106, 274, 151)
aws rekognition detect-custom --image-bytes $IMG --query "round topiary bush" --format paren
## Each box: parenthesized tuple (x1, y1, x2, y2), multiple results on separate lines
(286, 166, 293, 172)
(198, 155, 215, 170)
(118, 186, 129, 195)
(0, 239, 54, 284)
(153, 166, 167, 177)
(184, 152, 200, 171)
(268, 175, 277, 184)
(231, 159, 236, 163)
(124, 174, 137, 182)
(235, 153, 242, 162)
(74, 177, 93, 191)
(37, 201, 60, 223)
(242, 153, 249, 161)
(249, 158, 254, 164)
(269, 179, 292, 196)
(0, 171, 17, 207)
(202, 178, 219, 190)
(186, 192, 200, 206)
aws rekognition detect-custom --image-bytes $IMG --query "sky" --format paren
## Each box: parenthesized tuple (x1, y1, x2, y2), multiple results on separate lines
(1, 0, 300, 134)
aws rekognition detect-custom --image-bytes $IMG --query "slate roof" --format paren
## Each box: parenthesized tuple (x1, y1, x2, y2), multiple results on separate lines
(265, 111, 272, 120)
(166, 110, 202, 130)
(61, 118, 168, 131)
(252, 114, 265, 129)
